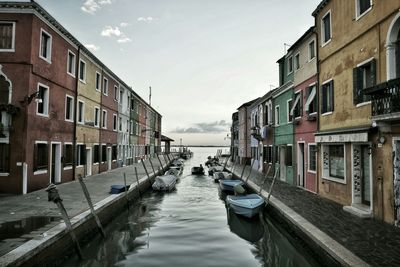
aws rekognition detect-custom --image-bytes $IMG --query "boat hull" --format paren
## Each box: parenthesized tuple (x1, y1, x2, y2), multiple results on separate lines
(219, 179, 244, 192)
(226, 194, 264, 218)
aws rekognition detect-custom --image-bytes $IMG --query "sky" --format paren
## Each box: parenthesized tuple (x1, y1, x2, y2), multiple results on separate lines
(31, 0, 320, 146)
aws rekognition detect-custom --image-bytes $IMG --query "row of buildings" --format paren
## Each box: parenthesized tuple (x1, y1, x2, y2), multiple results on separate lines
(231, 0, 400, 226)
(0, 2, 162, 194)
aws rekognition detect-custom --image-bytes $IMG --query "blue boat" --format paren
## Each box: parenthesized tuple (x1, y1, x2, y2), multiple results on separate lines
(226, 194, 264, 218)
(219, 179, 244, 192)
(110, 184, 130, 194)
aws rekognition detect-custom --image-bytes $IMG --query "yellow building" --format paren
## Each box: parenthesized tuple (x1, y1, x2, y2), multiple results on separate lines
(313, 0, 400, 224)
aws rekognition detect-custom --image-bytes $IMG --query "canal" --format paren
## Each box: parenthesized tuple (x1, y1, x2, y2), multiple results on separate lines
(61, 147, 321, 267)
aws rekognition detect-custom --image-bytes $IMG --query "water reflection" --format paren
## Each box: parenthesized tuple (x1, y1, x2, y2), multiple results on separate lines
(61, 148, 320, 267)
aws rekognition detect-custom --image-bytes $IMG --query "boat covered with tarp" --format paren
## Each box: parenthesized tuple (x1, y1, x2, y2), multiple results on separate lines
(152, 175, 177, 191)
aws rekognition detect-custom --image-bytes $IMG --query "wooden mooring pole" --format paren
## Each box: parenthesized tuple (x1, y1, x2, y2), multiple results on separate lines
(141, 158, 152, 186)
(156, 153, 165, 173)
(149, 157, 156, 175)
(240, 158, 247, 180)
(123, 173, 130, 210)
(134, 166, 141, 197)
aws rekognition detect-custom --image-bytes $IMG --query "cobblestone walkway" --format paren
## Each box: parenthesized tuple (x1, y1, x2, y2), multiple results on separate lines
(228, 162, 400, 267)
(0, 155, 170, 257)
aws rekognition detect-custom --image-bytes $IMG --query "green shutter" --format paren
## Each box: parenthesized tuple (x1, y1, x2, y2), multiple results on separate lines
(353, 67, 359, 105)
(330, 80, 334, 112)
(321, 84, 327, 113)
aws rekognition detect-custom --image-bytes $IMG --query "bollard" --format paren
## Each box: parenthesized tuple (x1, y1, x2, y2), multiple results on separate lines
(156, 154, 165, 173)
(141, 158, 152, 186)
(123, 173, 130, 210)
(134, 167, 141, 197)
(46, 184, 83, 260)
(149, 157, 156, 175)
(77, 176, 106, 238)
(240, 158, 247, 180)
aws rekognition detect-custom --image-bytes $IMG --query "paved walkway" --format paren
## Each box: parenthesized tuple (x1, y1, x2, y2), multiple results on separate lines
(0, 155, 170, 257)
(227, 161, 400, 267)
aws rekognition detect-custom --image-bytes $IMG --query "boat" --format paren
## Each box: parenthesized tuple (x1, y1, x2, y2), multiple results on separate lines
(208, 166, 224, 176)
(226, 193, 265, 218)
(191, 166, 205, 175)
(213, 171, 232, 182)
(171, 159, 184, 166)
(219, 179, 244, 192)
(152, 175, 177, 191)
(110, 184, 130, 194)
(166, 166, 182, 176)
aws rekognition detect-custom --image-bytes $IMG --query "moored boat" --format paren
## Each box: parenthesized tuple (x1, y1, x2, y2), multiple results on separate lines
(226, 193, 264, 218)
(219, 179, 244, 192)
(213, 171, 232, 182)
(152, 175, 177, 191)
(208, 166, 224, 176)
(191, 166, 205, 175)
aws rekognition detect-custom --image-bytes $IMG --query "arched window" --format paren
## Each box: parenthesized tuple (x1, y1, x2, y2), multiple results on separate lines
(0, 66, 11, 105)
(386, 13, 400, 80)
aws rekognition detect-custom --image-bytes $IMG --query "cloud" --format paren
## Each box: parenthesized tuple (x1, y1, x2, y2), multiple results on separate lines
(101, 26, 122, 37)
(137, 16, 156, 23)
(171, 120, 231, 134)
(81, 0, 112, 14)
(117, 37, 132, 43)
(120, 22, 130, 27)
(85, 44, 100, 51)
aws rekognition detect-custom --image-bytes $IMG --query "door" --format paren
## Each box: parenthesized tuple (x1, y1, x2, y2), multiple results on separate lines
(280, 146, 285, 181)
(360, 145, 371, 205)
(86, 147, 92, 176)
(393, 140, 400, 225)
(51, 143, 61, 184)
(107, 147, 112, 170)
(298, 143, 305, 188)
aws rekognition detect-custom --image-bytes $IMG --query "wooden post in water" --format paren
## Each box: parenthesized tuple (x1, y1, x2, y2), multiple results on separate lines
(134, 167, 141, 197)
(149, 157, 156, 175)
(77, 175, 106, 238)
(156, 153, 165, 173)
(141, 158, 152, 186)
(45, 184, 83, 259)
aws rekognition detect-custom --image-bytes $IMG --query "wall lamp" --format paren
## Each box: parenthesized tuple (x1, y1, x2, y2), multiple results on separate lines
(20, 91, 42, 107)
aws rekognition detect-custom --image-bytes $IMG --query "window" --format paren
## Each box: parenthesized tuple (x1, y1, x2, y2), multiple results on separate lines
(34, 142, 48, 171)
(275, 106, 280, 126)
(127, 95, 131, 110)
(353, 59, 375, 105)
(287, 99, 293, 123)
(119, 89, 123, 106)
(136, 122, 139, 135)
(39, 29, 52, 62)
(77, 100, 84, 124)
(119, 117, 122, 131)
(37, 83, 49, 116)
(321, 11, 332, 45)
(322, 144, 345, 182)
(112, 145, 117, 161)
(356, 0, 372, 18)
(131, 97, 134, 111)
(95, 72, 101, 91)
(305, 85, 317, 115)
(308, 40, 316, 61)
(65, 95, 74, 122)
(290, 92, 302, 119)
(0, 143, 10, 172)
(294, 53, 300, 70)
(67, 51, 76, 76)
(76, 144, 86, 166)
(101, 109, 107, 129)
(263, 146, 273, 163)
(285, 145, 292, 166)
(126, 119, 129, 132)
(113, 114, 117, 131)
(64, 144, 73, 167)
(101, 145, 107, 162)
(321, 80, 334, 114)
(94, 107, 100, 127)
(93, 145, 99, 164)
(0, 22, 15, 51)
(308, 144, 317, 172)
(114, 86, 118, 101)
(274, 146, 279, 164)
(103, 78, 108, 95)
(79, 60, 86, 82)
(288, 56, 293, 73)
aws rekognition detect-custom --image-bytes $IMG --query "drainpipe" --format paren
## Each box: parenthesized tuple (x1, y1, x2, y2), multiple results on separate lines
(314, 18, 320, 194)
(72, 45, 81, 181)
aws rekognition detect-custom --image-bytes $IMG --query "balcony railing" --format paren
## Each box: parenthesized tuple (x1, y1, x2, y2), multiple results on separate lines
(364, 77, 400, 119)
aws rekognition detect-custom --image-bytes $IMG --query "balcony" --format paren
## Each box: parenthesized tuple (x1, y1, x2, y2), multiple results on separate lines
(364, 78, 400, 121)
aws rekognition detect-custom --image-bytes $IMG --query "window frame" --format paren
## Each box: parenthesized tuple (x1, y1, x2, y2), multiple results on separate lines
(93, 144, 100, 164)
(353, 57, 375, 107)
(95, 72, 101, 91)
(0, 142, 10, 174)
(114, 85, 118, 102)
(63, 142, 73, 169)
(67, 50, 76, 77)
(287, 56, 293, 74)
(101, 109, 107, 129)
(34, 141, 48, 175)
(287, 99, 293, 123)
(355, 0, 373, 20)
(103, 77, 108, 96)
(321, 79, 334, 115)
(275, 105, 280, 126)
(39, 28, 52, 63)
(77, 100, 85, 124)
(79, 59, 86, 83)
(0, 21, 16, 52)
(36, 83, 49, 117)
(308, 39, 316, 61)
(65, 94, 74, 122)
(113, 114, 117, 131)
(321, 10, 332, 46)
(94, 106, 100, 128)
(294, 52, 300, 71)
(321, 144, 346, 184)
(308, 143, 317, 173)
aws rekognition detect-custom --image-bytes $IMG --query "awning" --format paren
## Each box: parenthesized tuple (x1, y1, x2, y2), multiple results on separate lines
(289, 93, 301, 116)
(305, 86, 316, 112)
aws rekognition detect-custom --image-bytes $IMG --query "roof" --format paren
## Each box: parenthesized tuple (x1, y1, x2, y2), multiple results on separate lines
(0, 1, 161, 117)
(287, 26, 315, 52)
(236, 98, 259, 110)
(312, 0, 330, 17)
(161, 135, 174, 142)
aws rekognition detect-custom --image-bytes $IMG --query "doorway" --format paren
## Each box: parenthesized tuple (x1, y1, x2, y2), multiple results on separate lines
(297, 142, 305, 188)
(107, 147, 112, 170)
(279, 146, 285, 181)
(393, 140, 400, 225)
(86, 147, 92, 176)
(352, 144, 372, 208)
(50, 143, 61, 184)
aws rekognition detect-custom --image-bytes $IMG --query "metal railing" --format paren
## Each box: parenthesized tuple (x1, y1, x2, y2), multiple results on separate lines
(364, 77, 400, 117)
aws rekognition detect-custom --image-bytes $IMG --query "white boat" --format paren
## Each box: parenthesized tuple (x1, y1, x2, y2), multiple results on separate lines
(213, 171, 232, 182)
(208, 166, 224, 176)
(226, 193, 265, 218)
(219, 179, 244, 192)
(166, 165, 182, 176)
(152, 175, 177, 191)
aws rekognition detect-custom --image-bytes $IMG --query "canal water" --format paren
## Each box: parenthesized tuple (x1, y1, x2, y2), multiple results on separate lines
(61, 147, 320, 267)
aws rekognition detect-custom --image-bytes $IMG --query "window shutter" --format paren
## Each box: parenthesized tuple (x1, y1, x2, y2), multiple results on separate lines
(300, 91, 303, 116)
(321, 85, 327, 113)
(33, 144, 38, 171)
(330, 80, 334, 112)
(353, 67, 359, 105)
